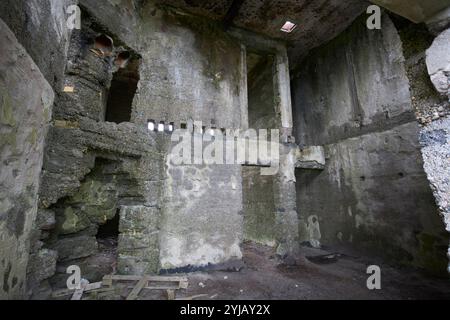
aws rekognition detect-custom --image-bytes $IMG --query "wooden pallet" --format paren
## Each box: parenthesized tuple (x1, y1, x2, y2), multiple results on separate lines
(102, 274, 189, 300)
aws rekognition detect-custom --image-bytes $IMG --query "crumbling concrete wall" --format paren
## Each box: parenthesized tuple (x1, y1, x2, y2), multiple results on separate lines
(39, 0, 247, 275)
(396, 18, 450, 272)
(0, 19, 54, 299)
(292, 13, 448, 274)
(0, 0, 75, 90)
(133, 4, 247, 270)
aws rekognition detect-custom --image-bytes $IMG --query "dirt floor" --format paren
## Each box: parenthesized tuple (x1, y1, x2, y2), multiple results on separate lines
(72, 242, 450, 300)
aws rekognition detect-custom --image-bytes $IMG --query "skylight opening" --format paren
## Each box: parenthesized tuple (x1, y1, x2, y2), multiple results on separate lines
(281, 21, 297, 33)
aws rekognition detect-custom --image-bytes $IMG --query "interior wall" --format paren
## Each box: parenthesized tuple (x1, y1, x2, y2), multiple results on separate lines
(130, 3, 247, 270)
(131, 8, 244, 130)
(0, 19, 54, 299)
(292, 13, 448, 274)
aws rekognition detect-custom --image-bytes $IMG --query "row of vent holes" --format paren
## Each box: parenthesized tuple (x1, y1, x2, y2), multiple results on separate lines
(147, 121, 226, 136)
(148, 121, 174, 132)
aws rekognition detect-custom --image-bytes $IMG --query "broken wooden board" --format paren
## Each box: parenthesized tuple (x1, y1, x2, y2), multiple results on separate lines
(52, 282, 103, 298)
(167, 289, 175, 300)
(126, 277, 148, 301)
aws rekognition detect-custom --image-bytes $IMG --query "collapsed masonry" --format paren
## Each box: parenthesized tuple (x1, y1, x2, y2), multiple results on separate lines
(0, 0, 449, 299)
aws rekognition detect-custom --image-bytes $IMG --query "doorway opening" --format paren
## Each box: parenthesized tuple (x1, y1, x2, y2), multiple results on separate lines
(105, 57, 141, 123)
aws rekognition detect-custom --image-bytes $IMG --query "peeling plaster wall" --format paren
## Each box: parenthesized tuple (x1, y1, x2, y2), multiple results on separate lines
(0, 19, 54, 299)
(292, 14, 448, 274)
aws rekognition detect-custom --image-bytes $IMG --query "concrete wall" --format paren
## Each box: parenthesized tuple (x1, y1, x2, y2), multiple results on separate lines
(242, 167, 276, 246)
(0, 19, 54, 299)
(0, 0, 74, 90)
(292, 14, 448, 273)
(78, 1, 248, 270)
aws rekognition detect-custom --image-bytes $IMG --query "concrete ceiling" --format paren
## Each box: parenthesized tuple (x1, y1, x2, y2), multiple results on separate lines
(155, 0, 369, 64)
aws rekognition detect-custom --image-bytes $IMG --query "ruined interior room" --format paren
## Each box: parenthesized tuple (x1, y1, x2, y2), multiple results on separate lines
(0, 0, 450, 301)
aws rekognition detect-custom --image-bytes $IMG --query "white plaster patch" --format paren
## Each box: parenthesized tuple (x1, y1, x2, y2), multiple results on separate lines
(307, 215, 321, 248)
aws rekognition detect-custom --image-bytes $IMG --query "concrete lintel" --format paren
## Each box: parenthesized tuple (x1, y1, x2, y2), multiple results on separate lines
(295, 146, 326, 170)
(426, 6, 450, 34)
(370, 0, 449, 23)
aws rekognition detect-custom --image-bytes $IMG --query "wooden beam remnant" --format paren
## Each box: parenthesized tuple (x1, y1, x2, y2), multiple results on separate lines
(126, 277, 149, 301)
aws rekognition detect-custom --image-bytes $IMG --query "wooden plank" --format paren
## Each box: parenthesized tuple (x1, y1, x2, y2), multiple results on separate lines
(52, 289, 75, 298)
(71, 288, 84, 300)
(84, 282, 103, 291)
(104, 275, 187, 283)
(180, 280, 189, 289)
(126, 277, 148, 301)
(143, 285, 179, 290)
(167, 289, 175, 301)
(63, 86, 74, 93)
(176, 294, 209, 301)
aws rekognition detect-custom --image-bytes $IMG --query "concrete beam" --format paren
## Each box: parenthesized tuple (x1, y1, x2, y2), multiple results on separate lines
(370, 0, 449, 23)
(295, 146, 326, 170)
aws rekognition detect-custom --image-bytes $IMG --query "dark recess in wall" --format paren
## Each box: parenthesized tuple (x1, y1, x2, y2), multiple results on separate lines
(97, 211, 120, 239)
(105, 58, 141, 123)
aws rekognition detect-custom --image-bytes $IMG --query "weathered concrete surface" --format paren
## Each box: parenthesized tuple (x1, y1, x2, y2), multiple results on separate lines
(242, 167, 276, 247)
(0, 19, 54, 299)
(160, 0, 369, 65)
(370, 0, 449, 23)
(292, 14, 448, 273)
(293, 14, 414, 146)
(393, 17, 450, 273)
(160, 138, 244, 269)
(295, 146, 326, 170)
(419, 117, 450, 272)
(426, 6, 450, 34)
(426, 29, 450, 98)
(132, 6, 244, 130)
(118, 206, 160, 275)
(0, 0, 75, 89)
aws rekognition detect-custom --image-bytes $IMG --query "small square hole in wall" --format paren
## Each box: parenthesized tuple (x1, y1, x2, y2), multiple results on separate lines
(180, 123, 187, 130)
(281, 21, 297, 33)
(168, 122, 174, 132)
(158, 122, 165, 132)
(148, 120, 155, 131)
